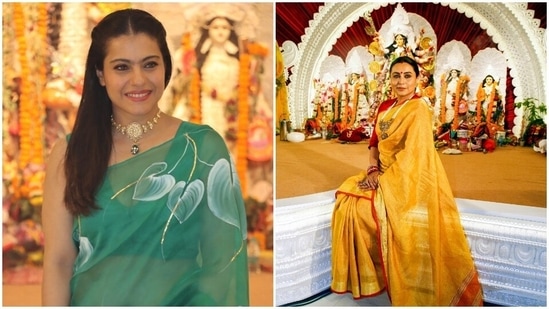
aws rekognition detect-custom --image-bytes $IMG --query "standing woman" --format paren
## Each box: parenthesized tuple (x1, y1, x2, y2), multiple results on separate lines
(41, 9, 249, 306)
(331, 56, 482, 306)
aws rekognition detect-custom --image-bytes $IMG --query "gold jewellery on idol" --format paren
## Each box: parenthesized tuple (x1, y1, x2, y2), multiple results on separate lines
(111, 110, 162, 155)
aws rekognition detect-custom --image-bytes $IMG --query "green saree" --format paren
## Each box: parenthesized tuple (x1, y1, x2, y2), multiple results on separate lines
(69, 122, 249, 306)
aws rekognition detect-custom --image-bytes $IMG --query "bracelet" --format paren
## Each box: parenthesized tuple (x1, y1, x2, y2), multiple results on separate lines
(367, 165, 379, 175)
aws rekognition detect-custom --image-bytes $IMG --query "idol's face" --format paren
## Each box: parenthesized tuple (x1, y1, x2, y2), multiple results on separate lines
(395, 35, 405, 47)
(208, 17, 232, 45)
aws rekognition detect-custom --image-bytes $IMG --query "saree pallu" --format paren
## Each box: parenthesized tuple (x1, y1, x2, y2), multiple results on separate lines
(69, 122, 249, 306)
(331, 99, 483, 306)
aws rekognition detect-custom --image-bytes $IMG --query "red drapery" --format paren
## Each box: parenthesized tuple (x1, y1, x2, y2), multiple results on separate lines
(276, 2, 546, 131)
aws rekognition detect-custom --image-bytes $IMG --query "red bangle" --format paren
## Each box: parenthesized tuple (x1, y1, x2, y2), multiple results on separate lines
(367, 165, 379, 175)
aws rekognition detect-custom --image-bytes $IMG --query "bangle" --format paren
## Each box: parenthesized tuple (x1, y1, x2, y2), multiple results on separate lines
(367, 165, 379, 175)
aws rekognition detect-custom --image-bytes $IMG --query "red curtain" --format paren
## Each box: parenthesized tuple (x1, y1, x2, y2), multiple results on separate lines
(276, 2, 546, 131)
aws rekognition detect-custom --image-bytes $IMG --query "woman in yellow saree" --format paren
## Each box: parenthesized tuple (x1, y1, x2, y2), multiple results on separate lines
(331, 56, 483, 306)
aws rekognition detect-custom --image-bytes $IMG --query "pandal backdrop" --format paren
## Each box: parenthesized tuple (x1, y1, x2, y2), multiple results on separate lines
(2, 2, 273, 284)
(276, 3, 546, 150)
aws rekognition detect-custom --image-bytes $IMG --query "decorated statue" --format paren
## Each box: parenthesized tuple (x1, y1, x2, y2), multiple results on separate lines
(470, 47, 507, 138)
(441, 69, 470, 129)
(363, 3, 437, 104)
(167, 3, 270, 158)
(195, 15, 242, 141)
(384, 33, 413, 62)
(344, 46, 373, 128)
(341, 72, 364, 129)
(165, 3, 272, 198)
(316, 54, 346, 131)
(476, 75, 503, 125)
(434, 40, 472, 131)
(276, 44, 289, 132)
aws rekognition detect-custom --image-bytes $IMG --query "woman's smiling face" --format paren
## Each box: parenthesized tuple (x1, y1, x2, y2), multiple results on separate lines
(96, 33, 165, 121)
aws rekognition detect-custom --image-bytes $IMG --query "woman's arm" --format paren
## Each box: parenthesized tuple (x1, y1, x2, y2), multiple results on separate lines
(358, 146, 381, 190)
(369, 146, 380, 168)
(41, 139, 77, 306)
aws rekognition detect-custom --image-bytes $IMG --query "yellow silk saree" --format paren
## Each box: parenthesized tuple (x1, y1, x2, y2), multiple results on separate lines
(331, 98, 483, 306)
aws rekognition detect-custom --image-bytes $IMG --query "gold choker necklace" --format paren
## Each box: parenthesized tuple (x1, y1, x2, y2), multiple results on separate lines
(111, 110, 162, 155)
(378, 95, 414, 140)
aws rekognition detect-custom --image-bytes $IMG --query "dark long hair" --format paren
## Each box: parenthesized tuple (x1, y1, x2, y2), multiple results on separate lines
(194, 16, 240, 71)
(64, 9, 172, 216)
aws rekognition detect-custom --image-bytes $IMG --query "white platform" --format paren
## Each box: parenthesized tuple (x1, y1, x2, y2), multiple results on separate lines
(275, 190, 546, 306)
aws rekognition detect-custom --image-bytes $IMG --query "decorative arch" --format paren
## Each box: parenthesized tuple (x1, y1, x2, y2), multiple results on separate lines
(285, 2, 546, 137)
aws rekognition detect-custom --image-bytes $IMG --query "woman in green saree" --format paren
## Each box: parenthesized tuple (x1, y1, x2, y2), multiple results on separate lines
(331, 56, 483, 306)
(42, 9, 249, 306)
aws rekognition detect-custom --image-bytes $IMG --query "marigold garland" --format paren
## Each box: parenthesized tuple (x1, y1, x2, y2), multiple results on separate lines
(38, 4, 48, 86)
(237, 52, 250, 197)
(452, 75, 469, 130)
(189, 68, 202, 123)
(439, 73, 448, 126)
(275, 44, 289, 127)
(182, 32, 202, 124)
(476, 80, 497, 124)
(333, 86, 339, 120)
(95, 2, 131, 16)
(3, 4, 22, 201)
(350, 82, 359, 126)
(246, 42, 269, 58)
(452, 81, 461, 130)
(12, 3, 48, 201)
(13, 3, 30, 170)
(14, 4, 39, 169)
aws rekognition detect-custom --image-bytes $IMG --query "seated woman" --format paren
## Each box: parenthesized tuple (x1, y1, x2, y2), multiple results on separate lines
(330, 56, 482, 306)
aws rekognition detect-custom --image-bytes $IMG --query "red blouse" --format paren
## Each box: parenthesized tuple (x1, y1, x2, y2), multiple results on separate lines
(368, 94, 421, 149)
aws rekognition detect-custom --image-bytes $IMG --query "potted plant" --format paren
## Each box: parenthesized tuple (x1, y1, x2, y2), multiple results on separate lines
(515, 97, 547, 146)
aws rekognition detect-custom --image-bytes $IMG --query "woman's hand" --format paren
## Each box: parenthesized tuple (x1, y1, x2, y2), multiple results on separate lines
(357, 170, 380, 190)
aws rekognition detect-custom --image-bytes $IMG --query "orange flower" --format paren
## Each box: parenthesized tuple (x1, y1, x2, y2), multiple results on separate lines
(13, 3, 47, 170)
(424, 86, 436, 99)
(189, 68, 201, 123)
(246, 42, 268, 57)
(236, 53, 250, 197)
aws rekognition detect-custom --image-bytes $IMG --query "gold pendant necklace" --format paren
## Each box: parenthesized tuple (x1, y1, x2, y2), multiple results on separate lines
(378, 96, 413, 140)
(111, 110, 162, 155)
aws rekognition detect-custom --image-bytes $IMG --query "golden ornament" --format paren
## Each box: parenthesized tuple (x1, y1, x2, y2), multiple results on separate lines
(419, 37, 433, 50)
(368, 41, 384, 57)
(369, 61, 381, 74)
